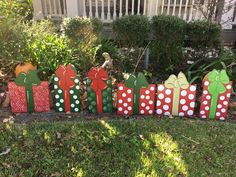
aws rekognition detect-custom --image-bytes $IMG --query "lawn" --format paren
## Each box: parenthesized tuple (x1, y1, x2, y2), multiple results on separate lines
(0, 118, 236, 177)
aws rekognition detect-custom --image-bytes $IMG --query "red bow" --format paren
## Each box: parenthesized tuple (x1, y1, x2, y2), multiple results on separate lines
(56, 64, 77, 112)
(88, 67, 108, 113)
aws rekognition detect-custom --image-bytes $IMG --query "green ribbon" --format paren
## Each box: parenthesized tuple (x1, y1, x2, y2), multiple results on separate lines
(208, 69, 230, 119)
(125, 72, 149, 114)
(15, 70, 41, 113)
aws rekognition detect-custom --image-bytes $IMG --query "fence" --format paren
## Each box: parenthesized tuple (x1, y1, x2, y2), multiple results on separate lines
(33, 0, 236, 29)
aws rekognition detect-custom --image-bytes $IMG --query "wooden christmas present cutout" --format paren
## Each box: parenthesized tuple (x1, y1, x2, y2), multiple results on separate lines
(156, 72, 196, 117)
(54, 64, 80, 113)
(117, 72, 156, 115)
(87, 67, 112, 114)
(199, 69, 232, 120)
(8, 70, 50, 113)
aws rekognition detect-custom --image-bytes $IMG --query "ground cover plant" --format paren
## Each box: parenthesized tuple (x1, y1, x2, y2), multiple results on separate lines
(1, 118, 236, 176)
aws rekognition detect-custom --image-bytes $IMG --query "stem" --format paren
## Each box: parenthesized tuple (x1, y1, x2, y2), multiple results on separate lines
(96, 90, 103, 113)
(133, 42, 151, 74)
(64, 89, 71, 113)
(209, 93, 219, 119)
(26, 85, 34, 113)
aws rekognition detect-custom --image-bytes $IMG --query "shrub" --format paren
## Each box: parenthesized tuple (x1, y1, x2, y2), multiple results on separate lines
(62, 17, 102, 44)
(186, 49, 236, 86)
(62, 17, 103, 70)
(0, 19, 27, 74)
(150, 15, 187, 72)
(0, 0, 33, 21)
(25, 34, 72, 79)
(186, 20, 223, 49)
(112, 15, 150, 47)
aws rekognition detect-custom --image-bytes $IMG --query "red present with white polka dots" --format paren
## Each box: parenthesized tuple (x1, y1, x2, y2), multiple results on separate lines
(156, 84, 197, 117)
(138, 84, 156, 115)
(117, 84, 156, 115)
(199, 80, 232, 120)
(117, 83, 134, 115)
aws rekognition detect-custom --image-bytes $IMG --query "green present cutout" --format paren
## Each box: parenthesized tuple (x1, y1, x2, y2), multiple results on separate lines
(54, 64, 80, 112)
(87, 67, 112, 114)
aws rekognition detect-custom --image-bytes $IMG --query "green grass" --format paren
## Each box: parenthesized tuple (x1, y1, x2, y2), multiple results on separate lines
(0, 118, 236, 177)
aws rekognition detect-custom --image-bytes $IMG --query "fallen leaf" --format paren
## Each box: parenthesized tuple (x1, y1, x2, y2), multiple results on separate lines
(139, 134, 144, 140)
(0, 148, 11, 156)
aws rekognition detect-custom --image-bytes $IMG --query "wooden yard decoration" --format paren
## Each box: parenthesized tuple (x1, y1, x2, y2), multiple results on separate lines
(117, 72, 156, 115)
(87, 67, 112, 114)
(8, 70, 50, 113)
(199, 69, 232, 120)
(156, 72, 196, 117)
(54, 64, 80, 113)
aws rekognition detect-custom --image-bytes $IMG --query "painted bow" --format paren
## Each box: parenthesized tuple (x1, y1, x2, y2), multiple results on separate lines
(56, 64, 77, 112)
(208, 69, 230, 119)
(164, 72, 189, 115)
(15, 70, 41, 113)
(88, 67, 108, 113)
(125, 72, 149, 114)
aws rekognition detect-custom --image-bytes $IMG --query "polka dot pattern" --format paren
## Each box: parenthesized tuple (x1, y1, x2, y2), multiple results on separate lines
(199, 80, 232, 120)
(117, 83, 134, 115)
(54, 75, 80, 113)
(156, 84, 196, 117)
(178, 85, 196, 117)
(139, 85, 156, 115)
(156, 84, 173, 115)
(87, 79, 112, 114)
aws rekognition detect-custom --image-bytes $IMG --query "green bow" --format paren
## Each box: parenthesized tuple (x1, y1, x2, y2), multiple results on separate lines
(208, 69, 230, 119)
(15, 70, 41, 113)
(125, 72, 149, 114)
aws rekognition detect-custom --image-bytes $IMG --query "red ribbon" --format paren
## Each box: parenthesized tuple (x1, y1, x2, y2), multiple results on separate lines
(88, 67, 108, 113)
(56, 64, 77, 112)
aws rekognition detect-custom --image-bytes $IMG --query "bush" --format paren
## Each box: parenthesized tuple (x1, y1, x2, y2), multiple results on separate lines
(62, 17, 103, 71)
(112, 15, 150, 47)
(0, 19, 27, 74)
(186, 20, 223, 49)
(26, 34, 72, 79)
(0, 0, 33, 21)
(62, 17, 102, 44)
(150, 15, 186, 72)
(186, 49, 236, 86)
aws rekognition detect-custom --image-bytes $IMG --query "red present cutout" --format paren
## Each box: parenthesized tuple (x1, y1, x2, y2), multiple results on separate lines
(139, 84, 156, 115)
(117, 84, 156, 115)
(8, 82, 27, 113)
(199, 80, 232, 120)
(156, 72, 196, 117)
(117, 83, 134, 115)
(32, 82, 50, 112)
(8, 81, 50, 113)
